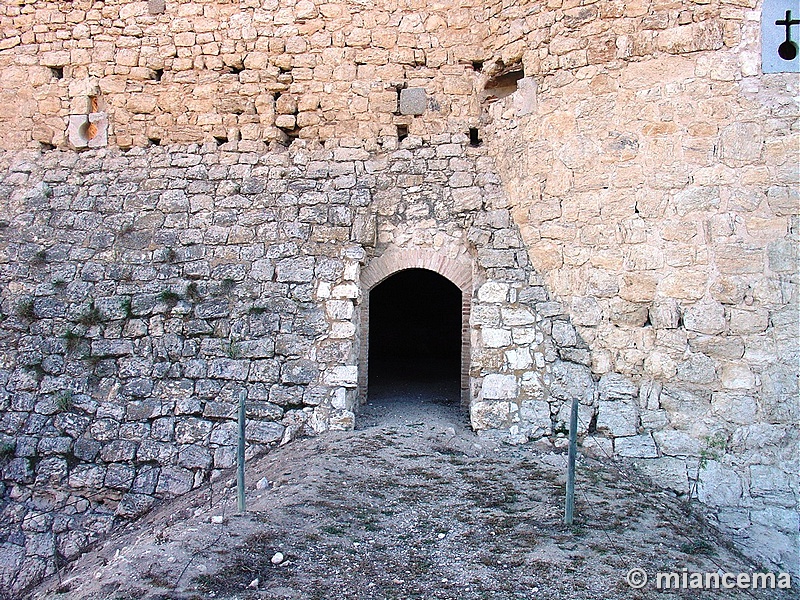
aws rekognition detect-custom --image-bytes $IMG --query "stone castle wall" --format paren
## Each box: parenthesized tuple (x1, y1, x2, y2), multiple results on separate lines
(0, 0, 797, 593)
(481, 0, 798, 573)
(0, 136, 585, 592)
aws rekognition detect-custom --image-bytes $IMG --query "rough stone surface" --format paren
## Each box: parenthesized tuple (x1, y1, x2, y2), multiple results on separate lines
(0, 0, 796, 590)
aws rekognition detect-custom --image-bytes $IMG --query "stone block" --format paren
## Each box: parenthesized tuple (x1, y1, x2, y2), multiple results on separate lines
(178, 445, 212, 470)
(105, 463, 135, 490)
(598, 373, 638, 401)
(676, 353, 717, 384)
(519, 399, 551, 438)
(649, 298, 679, 329)
(514, 77, 537, 116)
(653, 429, 703, 456)
(174, 418, 212, 444)
(554, 402, 593, 435)
(155, 466, 194, 497)
(208, 359, 250, 380)
(682, 298, 726, 334)
(634, 457, 689, 494)
(551, 321, 578, 347)
(696, 460, 742, 507)
(657, 20, 723, 54)
(323, 366, 358, 387)
(399, 88, 426, 115)
(148, 0, 166, 14)
(616, 434, 658, 458)
(570, 296, 602, 326)
(245, 421, 285, 444)
(481, 374, 518, 400)
(470, 400, 513, 430)
(749, 465, 795, 507)
(477, 282, 509, 303)
(99, 440, 137, 462)
(116, 493, 155, 519)
(549, 360, 595, 405)
(596, 401, 638, 437)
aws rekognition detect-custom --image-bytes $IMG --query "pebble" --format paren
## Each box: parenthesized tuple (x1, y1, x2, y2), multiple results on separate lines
(256, 477, 270, 490)
(248, 578, 259, 588)
(211, 515, 224, 524)
(271, 552, 284, 565)
(437, 533, 446, 539)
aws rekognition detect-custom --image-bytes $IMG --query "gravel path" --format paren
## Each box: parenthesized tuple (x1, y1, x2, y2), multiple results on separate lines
(28, 381, 794, 600)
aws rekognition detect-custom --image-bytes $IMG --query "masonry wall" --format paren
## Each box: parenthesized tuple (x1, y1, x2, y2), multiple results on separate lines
(0, 0, 797, 592)
(483, 0, 799, 574)
(0, 137, 588, 593)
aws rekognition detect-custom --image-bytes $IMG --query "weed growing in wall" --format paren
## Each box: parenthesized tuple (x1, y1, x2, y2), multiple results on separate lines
(55, 390, 74, 412)
(15, 298, 36, 320)
(186, 282, 202, 303)
(62, 330, 83, 353)
(77, 301, 103, 326)
(159, 290, 181, 309)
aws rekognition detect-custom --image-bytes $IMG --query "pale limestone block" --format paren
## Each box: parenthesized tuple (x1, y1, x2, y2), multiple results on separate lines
(749, 465, 795, 507)
(519, 399, 551, 438)
(477, 282, 508, 303)
(570, 296, 602, 326)
(597, 400, 638, 437)
(399, 88, 426, 115)
(598, 372, 638, 401)
(549, 360, 595, 404)
(555, 401, 593, 435)
(505, 347, 532, 370)
(581, 436, 614, 458)
(329, 410, 355, 431)
(720, 363, 756, 389)
(719, 122, 763, 166)
(633, 457, 689, 493)
(640, 409, 669, 429)
(657, 20, 724, 54)
(653, 429, 703, 456)
(616, 434, 658, 458)
(514, 77, 537, 116)
(649, 298, 680, 329)
(481, 374, 518, 400)
(470, 400, 513, 430)
(501, 307, 535, 326)
(683, 298, 726, 334)
(644, 351, 677, 379)
(676, 352, 717, 384)
(323, 367, 357, 388)
(481, 327, 512, 348)
(697, 460, 743, 507)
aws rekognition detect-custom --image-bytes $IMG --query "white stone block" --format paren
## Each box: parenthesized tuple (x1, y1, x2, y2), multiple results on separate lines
(505, 347, 532, 370)
(697, 460, 743, 507)
(596, 400, 638, 437)
(616, 434, 658, 458)
(481, 327, 512, 348)
(477, 281, 509, 303)
(324, 366, 358, 387)
(481, 374, 518, 400)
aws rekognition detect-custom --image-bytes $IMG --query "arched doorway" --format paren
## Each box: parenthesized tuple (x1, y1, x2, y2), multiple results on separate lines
(367, 269, 462, 405)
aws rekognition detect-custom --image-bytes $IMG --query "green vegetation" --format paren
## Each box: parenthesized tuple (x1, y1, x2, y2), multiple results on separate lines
(159, 290, 181, 309)
(77, 301, 103, 326)
(62, 330, 83, 353)
(16, 298, 36, 320)
(56, 390, 74, 412)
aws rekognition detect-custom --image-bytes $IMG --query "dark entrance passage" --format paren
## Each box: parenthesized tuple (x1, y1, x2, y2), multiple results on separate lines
(367, 269, 462, 406)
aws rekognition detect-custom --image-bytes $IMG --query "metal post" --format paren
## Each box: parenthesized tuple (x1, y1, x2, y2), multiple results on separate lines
(237, 388, 246, 514)
(564, 395, 579, 525)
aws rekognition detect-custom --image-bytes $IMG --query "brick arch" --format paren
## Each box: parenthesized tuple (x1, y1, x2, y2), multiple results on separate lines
(361, 247, 472, 294)
(358, 247, 473, 411)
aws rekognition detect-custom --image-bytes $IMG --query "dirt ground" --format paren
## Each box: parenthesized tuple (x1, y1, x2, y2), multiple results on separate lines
(26, 379, 796, 600)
